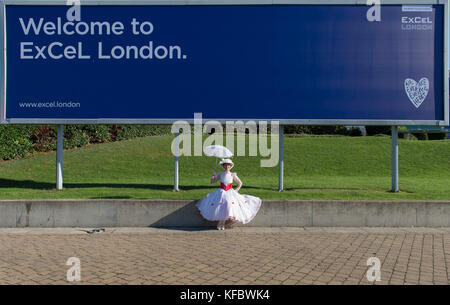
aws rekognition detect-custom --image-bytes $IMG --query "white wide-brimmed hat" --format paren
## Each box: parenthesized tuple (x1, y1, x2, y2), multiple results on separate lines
(219, 158, 234, 169)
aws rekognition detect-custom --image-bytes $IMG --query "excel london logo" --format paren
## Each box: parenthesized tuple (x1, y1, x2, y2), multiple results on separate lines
(401, 5, 433, 31)
(401, 16, 433, 31)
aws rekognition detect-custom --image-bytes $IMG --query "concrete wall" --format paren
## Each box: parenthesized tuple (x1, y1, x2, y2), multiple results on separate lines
(0, 199, 450, 227)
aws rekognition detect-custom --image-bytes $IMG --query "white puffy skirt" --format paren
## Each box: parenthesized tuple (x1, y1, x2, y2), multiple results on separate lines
(196, 188, 262, 224)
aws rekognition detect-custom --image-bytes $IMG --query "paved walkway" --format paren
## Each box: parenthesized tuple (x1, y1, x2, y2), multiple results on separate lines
(0, 227, 450, 285)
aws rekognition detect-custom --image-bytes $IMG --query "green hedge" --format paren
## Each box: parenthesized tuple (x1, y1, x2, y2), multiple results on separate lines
(209, 124, 355, 136)
(283, 125, 311, 134)
(63, 126, 90, 149)
(0, 126, 34, 160)
(284, 125, 351, 135)
(412, 133, 428, 141)
(0, 124, 172, 161)
(347, 127, 363, 137)
(2, 123, 442, 161)
(29, 126, 57, 152)
(427, 133, 447, 140)
(365, 126, 392, 136)
(82, 125, 110, 143)
(113, 125, 172, 140)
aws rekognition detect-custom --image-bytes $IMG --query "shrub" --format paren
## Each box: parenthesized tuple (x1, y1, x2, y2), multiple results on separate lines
(143, 125, 172, 136)
(115, 125, 171, 140)
(63, 125, 90, 149)
(347, 127, 362, 136)
(108, 125, 121, 141)
(283, 125, 348, 135)
(413, 132, 428, 140)
(0, 125, 34, 160)
(427, 132, 446, 140)
(283, 125, 310, 134)
(29, 125, 57, 152)
(82, 125, 110, 143)
(365, 126, 392, 136)
(0, 124, 177, 161)
(309, 125, 348, 135)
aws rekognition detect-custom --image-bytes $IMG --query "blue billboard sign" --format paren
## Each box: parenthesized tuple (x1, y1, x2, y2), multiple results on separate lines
(0, 0, 448, 125)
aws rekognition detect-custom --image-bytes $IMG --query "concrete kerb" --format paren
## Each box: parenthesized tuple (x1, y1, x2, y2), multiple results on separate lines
(0, 199, 449, 228)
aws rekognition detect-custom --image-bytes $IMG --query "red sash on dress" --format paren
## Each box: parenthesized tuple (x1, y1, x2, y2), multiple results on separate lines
(220, 182, 233, 191)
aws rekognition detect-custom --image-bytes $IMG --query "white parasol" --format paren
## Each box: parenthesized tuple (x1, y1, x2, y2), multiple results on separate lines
(203, 145, 233, 169)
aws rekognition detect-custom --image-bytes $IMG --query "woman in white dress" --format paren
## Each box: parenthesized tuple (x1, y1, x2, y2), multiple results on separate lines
(196, 158, 262, 230)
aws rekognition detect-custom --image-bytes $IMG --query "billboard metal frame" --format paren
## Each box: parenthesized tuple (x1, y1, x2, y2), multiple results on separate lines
(0, 0, 448, 126)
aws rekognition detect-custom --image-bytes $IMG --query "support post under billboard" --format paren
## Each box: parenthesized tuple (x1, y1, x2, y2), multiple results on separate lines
(174, 132, 179, 191)
(391, 126, 399, 192)
(278, 125, 284, 192)
(56, 124, 64, 190)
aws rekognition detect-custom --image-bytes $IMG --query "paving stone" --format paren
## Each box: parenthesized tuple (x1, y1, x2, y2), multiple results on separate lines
(0, 229, 447, 284)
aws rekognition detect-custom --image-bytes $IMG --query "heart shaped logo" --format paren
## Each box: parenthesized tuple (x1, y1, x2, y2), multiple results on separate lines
(404, 77, 429, 108)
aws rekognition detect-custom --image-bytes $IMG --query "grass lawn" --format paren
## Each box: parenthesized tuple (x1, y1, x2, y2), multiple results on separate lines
(0, 134, 448, 200)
